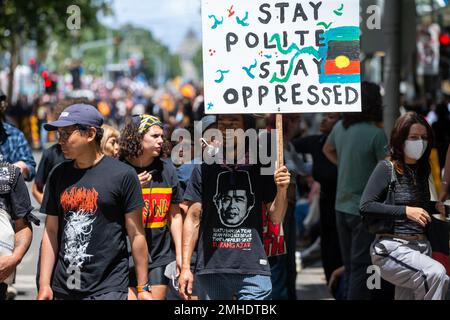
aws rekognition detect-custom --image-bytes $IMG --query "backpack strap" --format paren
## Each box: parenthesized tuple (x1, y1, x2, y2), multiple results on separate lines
(384, 160, 397, 191)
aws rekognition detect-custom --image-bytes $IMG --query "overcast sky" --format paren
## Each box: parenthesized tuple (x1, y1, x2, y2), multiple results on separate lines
(100, 0, 202, 52)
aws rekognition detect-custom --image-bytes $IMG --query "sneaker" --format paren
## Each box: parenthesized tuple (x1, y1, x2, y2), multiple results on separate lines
(295, 251, 303, 273)
(299, 237, 322, 268)
(6, 285, 17, 300)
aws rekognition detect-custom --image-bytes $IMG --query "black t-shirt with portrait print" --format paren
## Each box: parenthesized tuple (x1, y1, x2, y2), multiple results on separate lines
(183, 163, 277, 276)
(40, 156, 144, 297)
(123, 157, 182, 270)
(34, 143, 66, 187)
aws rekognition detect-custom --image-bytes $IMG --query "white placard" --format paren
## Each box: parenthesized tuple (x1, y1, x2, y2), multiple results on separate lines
(202, 0, 362, 114)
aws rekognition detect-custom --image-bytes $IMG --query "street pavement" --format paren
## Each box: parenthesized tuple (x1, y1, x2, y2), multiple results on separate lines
(296, 261, 333, 300)
(12, 150, 333, 300)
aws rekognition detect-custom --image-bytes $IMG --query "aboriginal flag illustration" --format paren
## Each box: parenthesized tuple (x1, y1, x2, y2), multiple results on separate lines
(319, 26, 361, 84)
(142, 187, 173, 229)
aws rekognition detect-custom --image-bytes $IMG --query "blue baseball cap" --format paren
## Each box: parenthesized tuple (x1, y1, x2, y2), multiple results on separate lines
(44, 103, 104, 131)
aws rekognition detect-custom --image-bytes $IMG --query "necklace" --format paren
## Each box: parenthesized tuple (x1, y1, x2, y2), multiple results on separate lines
(405, 165, 417, 186)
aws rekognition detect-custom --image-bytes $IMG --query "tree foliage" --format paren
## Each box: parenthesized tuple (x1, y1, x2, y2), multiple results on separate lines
(0, 1, 181, 92)
(0, 0, 110, 51)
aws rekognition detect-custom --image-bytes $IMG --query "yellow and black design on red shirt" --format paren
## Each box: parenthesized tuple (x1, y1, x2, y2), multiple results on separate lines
(262, 203, 286, 257)
(142, 187, 172, 228)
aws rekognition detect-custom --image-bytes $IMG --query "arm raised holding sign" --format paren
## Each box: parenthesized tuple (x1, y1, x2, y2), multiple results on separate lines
(266, 165, 291, 225)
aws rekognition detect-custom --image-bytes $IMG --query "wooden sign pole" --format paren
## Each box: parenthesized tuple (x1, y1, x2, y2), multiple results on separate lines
(276, 113, 284, 169)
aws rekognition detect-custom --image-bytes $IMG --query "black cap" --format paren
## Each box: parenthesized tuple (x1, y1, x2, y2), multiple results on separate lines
(0, 90, 6, 101)
(44, 103, 104, 131)
(216, 170, 252, 193)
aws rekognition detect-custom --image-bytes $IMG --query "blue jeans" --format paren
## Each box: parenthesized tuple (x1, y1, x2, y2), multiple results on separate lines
(269, 255, 289, 300)
(196, 273, 272, 300)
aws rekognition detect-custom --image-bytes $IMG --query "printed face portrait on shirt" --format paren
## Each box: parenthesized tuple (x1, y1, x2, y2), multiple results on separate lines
(213, 170, 255, 228)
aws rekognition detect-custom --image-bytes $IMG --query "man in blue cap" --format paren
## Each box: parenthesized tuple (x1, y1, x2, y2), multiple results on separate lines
(37, 104, 152, 300)
(179, 114, 291, 300)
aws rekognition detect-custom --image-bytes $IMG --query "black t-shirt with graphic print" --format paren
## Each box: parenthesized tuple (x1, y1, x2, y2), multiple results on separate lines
(183, 163, 277, 276)
(123, 157, 182, 270)
(40, 156, 144, 297)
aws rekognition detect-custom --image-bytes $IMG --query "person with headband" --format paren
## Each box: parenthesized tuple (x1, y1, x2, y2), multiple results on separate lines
(119, 114, 183, 300)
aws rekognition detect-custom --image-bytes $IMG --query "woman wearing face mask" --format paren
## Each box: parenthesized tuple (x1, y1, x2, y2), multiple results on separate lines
(360, 112, 449, 300)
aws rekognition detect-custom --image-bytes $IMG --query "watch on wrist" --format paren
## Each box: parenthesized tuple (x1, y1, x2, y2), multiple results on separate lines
(137, 283, 152, 293)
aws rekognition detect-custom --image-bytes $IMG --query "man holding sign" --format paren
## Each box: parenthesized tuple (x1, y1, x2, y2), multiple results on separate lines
(192, 0, 363, 299)
(179, 114, 290, 300)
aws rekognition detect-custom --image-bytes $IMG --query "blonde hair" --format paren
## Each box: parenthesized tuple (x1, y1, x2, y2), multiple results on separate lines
(100, 124, 120, 155)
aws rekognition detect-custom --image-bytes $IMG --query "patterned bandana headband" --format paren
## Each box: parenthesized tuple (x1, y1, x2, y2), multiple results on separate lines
(136, 114, 163, 134)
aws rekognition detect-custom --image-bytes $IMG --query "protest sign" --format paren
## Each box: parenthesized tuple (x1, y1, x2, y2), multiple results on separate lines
(202, 0, 362, 114)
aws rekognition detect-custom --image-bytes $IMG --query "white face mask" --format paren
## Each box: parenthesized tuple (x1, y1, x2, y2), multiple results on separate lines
(404, 139, 428, 160)
(202, 138, 220, 157)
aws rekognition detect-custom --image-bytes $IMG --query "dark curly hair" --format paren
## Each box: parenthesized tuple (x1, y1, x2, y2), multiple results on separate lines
(342, 81, 383, 129)
(119, 118, 170, 160)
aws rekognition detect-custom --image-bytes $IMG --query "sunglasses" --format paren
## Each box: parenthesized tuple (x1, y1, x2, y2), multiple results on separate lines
(57, 128, 80, 141)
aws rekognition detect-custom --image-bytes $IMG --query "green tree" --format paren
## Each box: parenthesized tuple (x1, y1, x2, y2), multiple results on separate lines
(192, 46, 203, 80)
(0, 0, 110, 102)
(114, 24, 181, 83)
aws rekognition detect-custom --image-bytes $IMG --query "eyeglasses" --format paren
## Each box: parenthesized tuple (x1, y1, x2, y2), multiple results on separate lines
(57, 129, 80, 141)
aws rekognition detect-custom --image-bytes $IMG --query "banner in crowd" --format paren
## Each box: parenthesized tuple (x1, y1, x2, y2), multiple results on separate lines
(202, 0, 362, 114)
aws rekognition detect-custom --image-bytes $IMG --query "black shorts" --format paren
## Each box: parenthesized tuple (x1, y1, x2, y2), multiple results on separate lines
(129, 265, 170, 287)
(150, 266, 170, 286)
